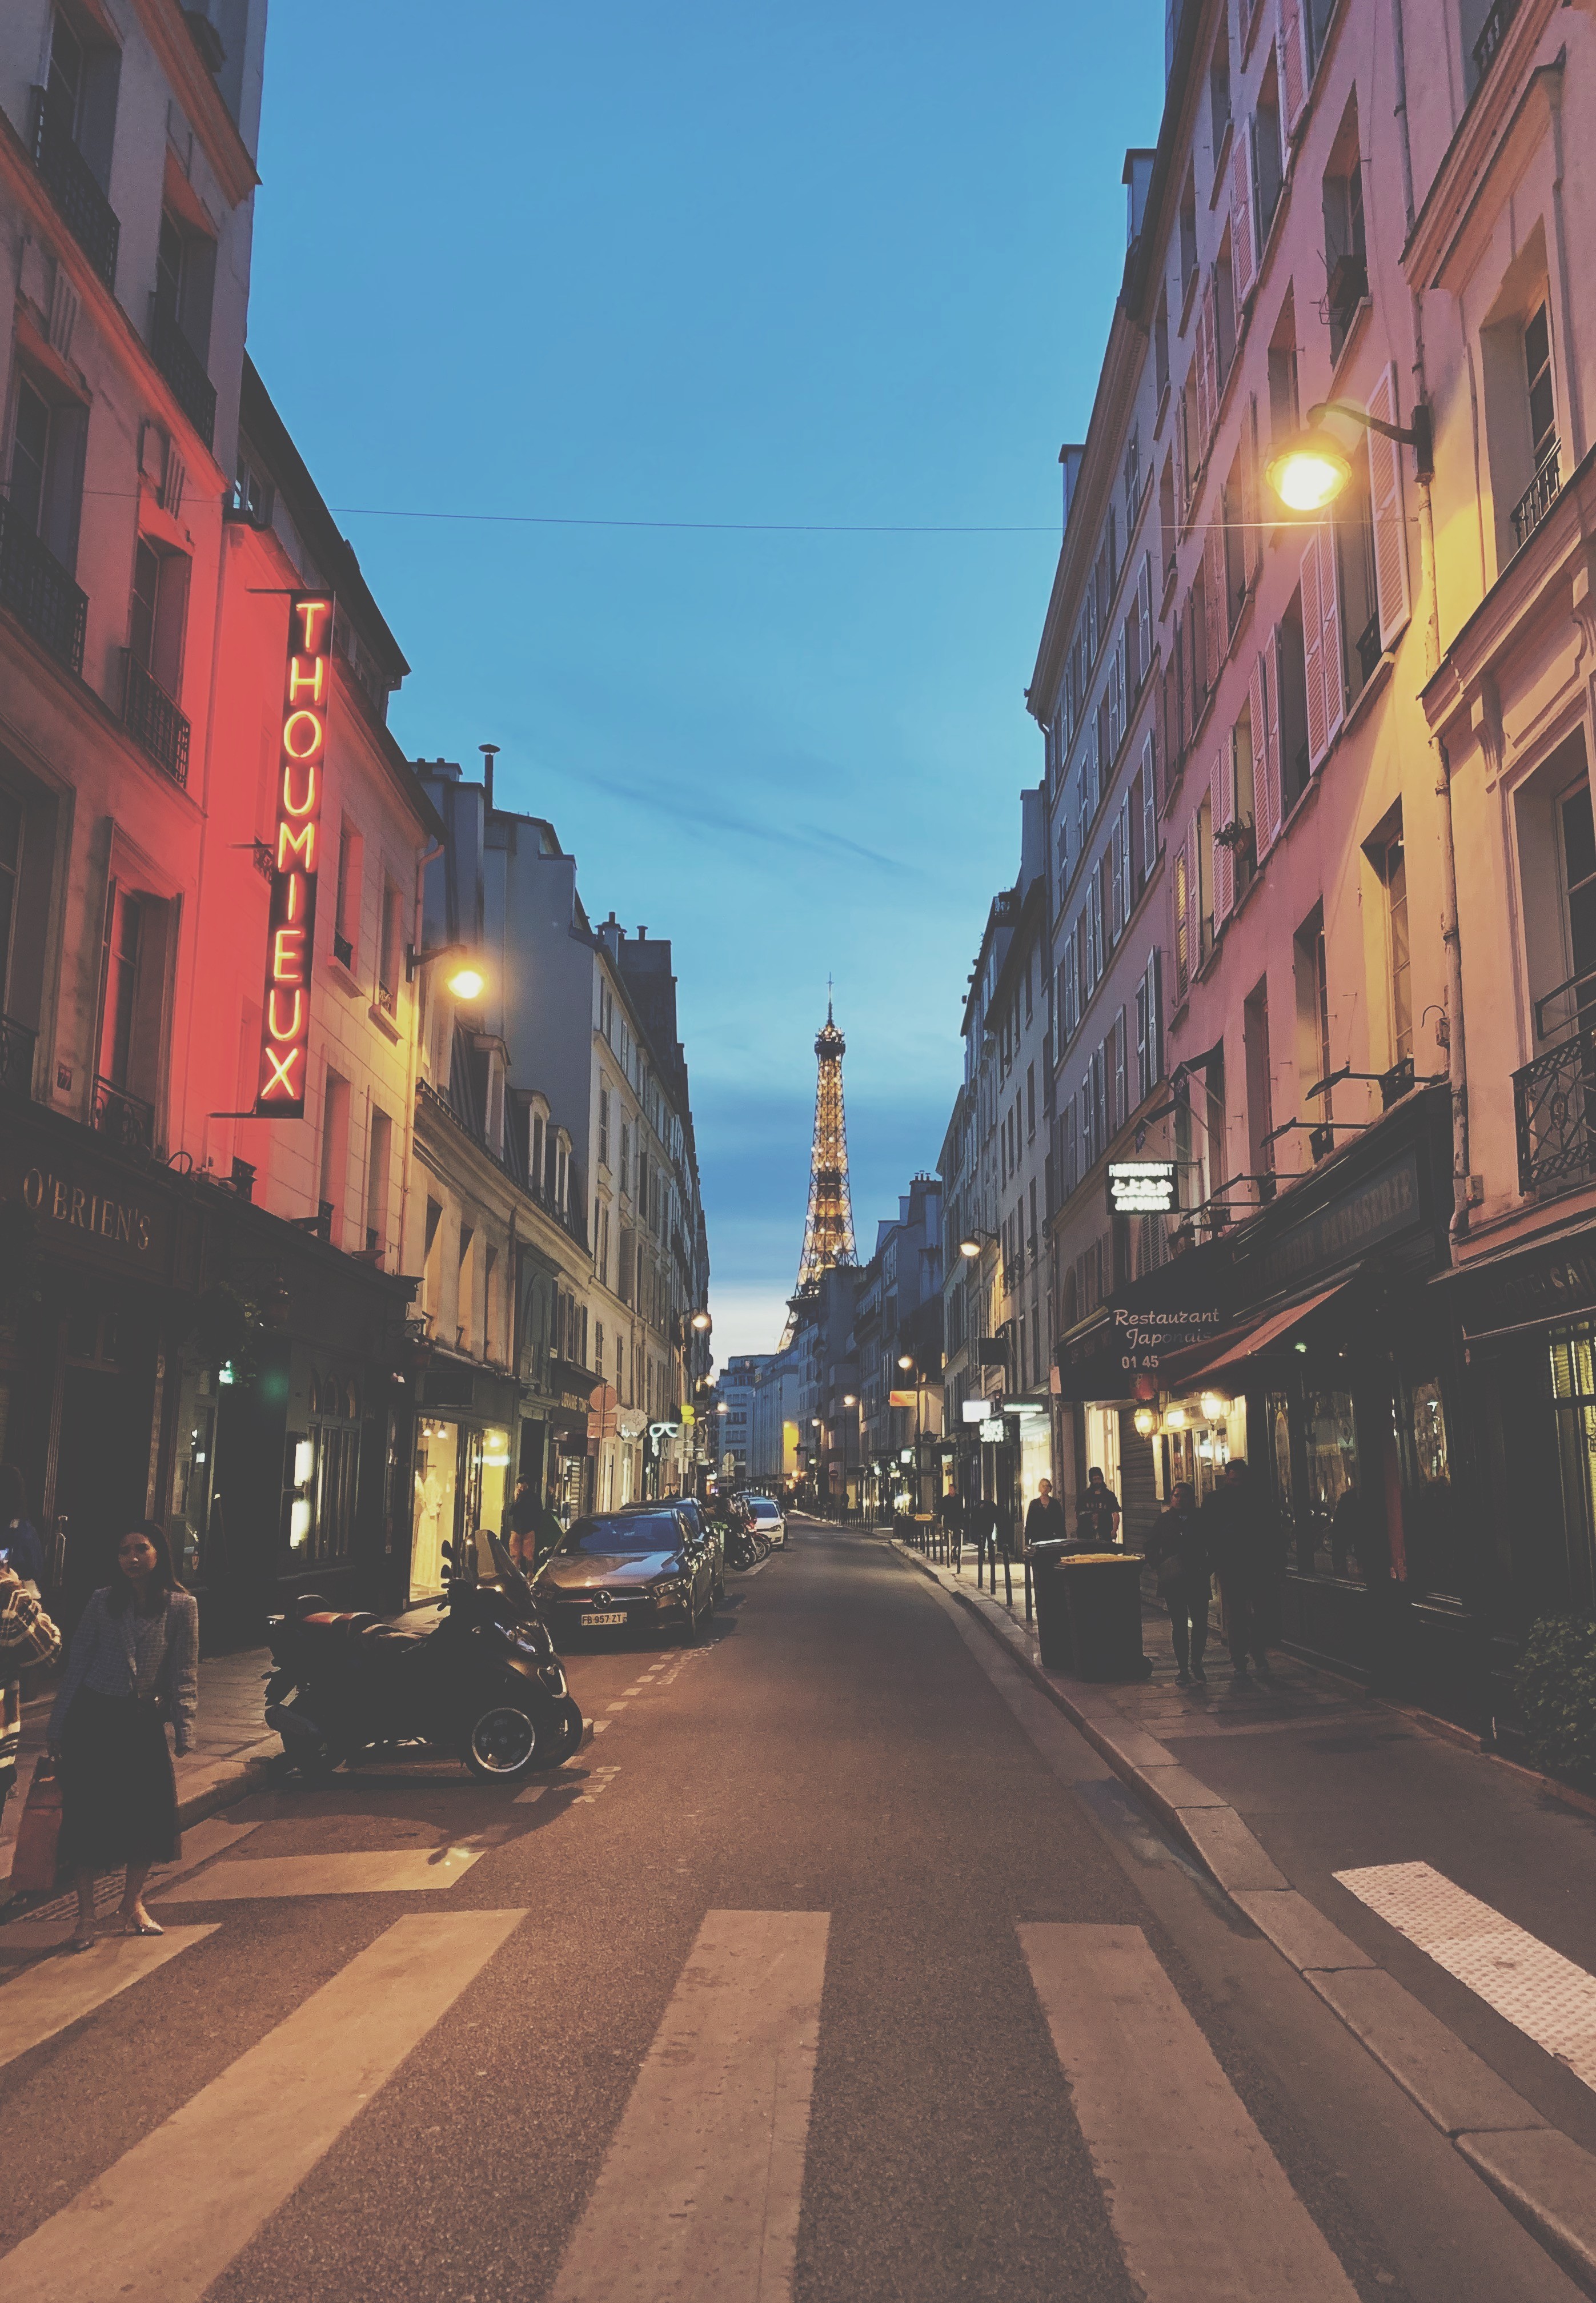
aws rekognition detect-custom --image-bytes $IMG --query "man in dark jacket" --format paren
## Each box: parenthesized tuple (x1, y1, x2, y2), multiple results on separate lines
(1210, 1458, 1280, 1681)
(1023, 1479, 1067, 1550)
(1150, 1482, 1210, 1684)
(1076, 1466, 1121, 1547)
(970, 1492, 1001, 1564)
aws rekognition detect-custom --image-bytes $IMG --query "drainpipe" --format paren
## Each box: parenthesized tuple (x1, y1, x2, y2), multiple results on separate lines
(1393, 0, 1471, 1242)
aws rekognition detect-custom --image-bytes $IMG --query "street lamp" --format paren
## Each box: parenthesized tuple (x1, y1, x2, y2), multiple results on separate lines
(897, 1353, 915, 1371)
(959, 1226, 998, 1260)
(406, 940, 487, 1000)
(1265, 398, 1433, 513)
(691, 1310, 712, 1332)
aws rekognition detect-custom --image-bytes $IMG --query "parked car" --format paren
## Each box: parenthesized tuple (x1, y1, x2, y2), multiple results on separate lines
(673, 1495, 727, 1600)
(744, 1494, 786, 1548)
(533, 1503, 717, 1644)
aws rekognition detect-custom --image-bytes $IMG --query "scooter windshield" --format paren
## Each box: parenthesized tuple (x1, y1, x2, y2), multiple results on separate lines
(486, 1530, 538, 1620)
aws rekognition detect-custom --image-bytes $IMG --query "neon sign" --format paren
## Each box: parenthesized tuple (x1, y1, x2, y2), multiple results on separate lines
(255, 592, 333, 1118)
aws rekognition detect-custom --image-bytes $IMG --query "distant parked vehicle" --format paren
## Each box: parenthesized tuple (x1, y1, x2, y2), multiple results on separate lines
(534, 1503, 717, 1645)
(744, 1494, 786, 1549)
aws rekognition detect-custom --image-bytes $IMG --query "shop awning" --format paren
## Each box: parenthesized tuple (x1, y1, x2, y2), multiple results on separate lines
(1174, 1278, 1354, 1387)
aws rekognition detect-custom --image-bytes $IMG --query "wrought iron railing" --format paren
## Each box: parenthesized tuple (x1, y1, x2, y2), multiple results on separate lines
(30, 88, 119, 291)
(1515, 1028, 1596, 1196)
(0, 1014, 38, 1098)
(0, 497, 87, 675)
(92, 1074, 155, 1154)
(149, 300, 216, 449)
(1511, 447, 1561, 551)
(122, 652, 190, 785)
(1534, 966, 1596, 1045)
(1473, 0, 1519, 79)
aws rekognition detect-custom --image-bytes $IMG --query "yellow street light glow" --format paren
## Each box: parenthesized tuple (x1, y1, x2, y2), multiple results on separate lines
(691, 1310, 712, 1331)
(959, 1238, 982, 1259)
(1164, 1403, 1188, 1430)
(1133, 1407, 1157, 1437)
(843, 1394, 856, 1407)
(897, 1354, 915, 1370)
(1265, 429, 1353, 513)
(1200, 1390, 1229, 1422)
(447, 964, 486, 1000)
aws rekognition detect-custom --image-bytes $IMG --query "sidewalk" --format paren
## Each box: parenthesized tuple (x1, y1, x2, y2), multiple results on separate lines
(894, 1538, 1596, 2289)
(2, 1648, 276, 1898)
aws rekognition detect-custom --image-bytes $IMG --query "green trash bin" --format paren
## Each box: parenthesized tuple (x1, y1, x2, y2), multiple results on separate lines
(1027, 1539, 1071, 1671)
(1054, 1552, 1150, 1681)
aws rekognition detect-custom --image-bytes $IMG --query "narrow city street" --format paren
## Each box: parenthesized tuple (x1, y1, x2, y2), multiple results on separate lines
(0, 1522, 1584, 2303)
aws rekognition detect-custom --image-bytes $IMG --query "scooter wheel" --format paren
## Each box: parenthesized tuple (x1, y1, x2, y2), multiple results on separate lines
(465, 1704, 540, 1782)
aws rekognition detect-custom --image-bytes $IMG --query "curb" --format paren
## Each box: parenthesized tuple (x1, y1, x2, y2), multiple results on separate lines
(891, 1540, 1596, 2296)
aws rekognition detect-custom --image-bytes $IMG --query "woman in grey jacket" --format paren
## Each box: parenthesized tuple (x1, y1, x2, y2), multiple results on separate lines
(48, 1521, 198, 1950)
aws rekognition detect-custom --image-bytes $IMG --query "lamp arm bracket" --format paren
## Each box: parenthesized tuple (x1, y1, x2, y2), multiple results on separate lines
(1309, 398, 1433, 475)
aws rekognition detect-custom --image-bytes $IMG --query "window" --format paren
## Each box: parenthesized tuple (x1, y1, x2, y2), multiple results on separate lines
(619, 1121, 630, 1197)
(1334, 441, 1379, 711)
(1294, 907, 1333, 1154)
(1254, 61, 1284, 243)
(599, 1086, 611, 1168)
(1230, 697, 1257, 901)
(128, 535, 190, 707)
(1209, 16, 1232, 151)
(153, 206, 217, 368)
(7, 370, 87, 575)
(98, 886, 141, 1090)
(1322, 98, 1368, 362)
(1373, 820, 1412, 1065)
(294, 1379, 361, 1565)
(1174, 843, 1190, 998)
(1244, 977, 1274, 1183)
(1267, 294, 1300, 449)
(1215, 235, 1237, 389)
(1160, 460, 1176, 585)
(1178, 170, 1198, 301)
(1136, 948, 1164, 1101)
(1222, 446, 1248, 635)
(1155, 288, 1170, 403)
(1140, 735, 1158, 886)
(1026, 1062, 1036, 1138)
(319, 1069, 350, 1246)
(366, 1107, 391, 1258)
(1524, 301, 1559, 492)
(378, 880, 400, 1013)
(1124, 428, 1140, 524)
(334, 821, 362, 967)
(1277, 588, 1312, 815)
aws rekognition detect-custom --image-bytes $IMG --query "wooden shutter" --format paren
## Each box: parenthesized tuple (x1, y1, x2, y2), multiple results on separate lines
(1367, 362, 1411, 648)
(1301, 530, 1327, 770)
(1211, 749, 1235, 928)
(1173, 389, 1189, 517)
(1204, 521, 1226, 687)
(1141, 732, 1158, 869)
(1231, 130, 1256, 312)
(1139, 553, 1153, 678)
(1173, 841, 1190, 997)
(1280, 0, 1309, 136)
(1119, 791, 1133, 924)
(1185, 817, 1202, 985)
(1149, 948, 1164, 1084)
(1250, 646, 1282, 854)
(1318, 521, 1344, 752)
(1198, 278, 1218, 447)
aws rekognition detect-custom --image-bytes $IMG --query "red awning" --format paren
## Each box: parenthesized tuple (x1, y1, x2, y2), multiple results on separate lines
(1175, 1279, 1353, 1387)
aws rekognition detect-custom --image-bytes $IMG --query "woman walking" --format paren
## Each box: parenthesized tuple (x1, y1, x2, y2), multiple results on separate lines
(47, 1522, 198, 1951)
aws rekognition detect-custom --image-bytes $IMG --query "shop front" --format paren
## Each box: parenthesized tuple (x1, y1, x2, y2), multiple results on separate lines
(406, 1357, 520, 1600)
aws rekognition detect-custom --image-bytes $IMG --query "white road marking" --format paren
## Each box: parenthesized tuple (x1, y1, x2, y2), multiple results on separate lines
(548, 1909, 830, 2303)
(1020, 1923, 1358, 2301)
(607, 1702, 628, 1712)
(0, 1909, 523, 2303)
(1334, 1861, 1596, 2092)
(591, 1718, 612, 1736)
(156, 1838, 491, 1901)
(0, 1928, 217, 2068)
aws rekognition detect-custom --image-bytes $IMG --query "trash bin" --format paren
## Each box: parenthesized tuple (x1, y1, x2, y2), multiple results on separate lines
(1054, 1551, 1150, 1680)
(1027, 1539, 1072, 1671)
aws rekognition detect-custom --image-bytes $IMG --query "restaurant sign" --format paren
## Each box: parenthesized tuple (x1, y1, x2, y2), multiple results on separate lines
(1106, 1159, 1177, 1215)
(255, 593, 335, 1120)
(1253, 1149, 1422, 1293)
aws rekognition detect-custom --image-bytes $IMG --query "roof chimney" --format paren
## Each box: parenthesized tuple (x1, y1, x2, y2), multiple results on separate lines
(479, 743, 499, 813)
(637, 925, 648, 941)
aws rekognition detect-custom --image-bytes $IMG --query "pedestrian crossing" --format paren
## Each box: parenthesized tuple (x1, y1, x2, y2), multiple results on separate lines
(0, 1900, 1583, 2298)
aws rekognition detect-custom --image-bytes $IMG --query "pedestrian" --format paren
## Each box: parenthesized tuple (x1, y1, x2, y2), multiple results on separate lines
(0, 1466, 46, 1592)
(48, 1522, 198, 1951)
(1209, 1458, 1280, 1682)
(1023, 1479, 1067, 1549)
(1, 1561, 60, 1834)
(941, 1487, 965, 1547)
(1076, 1466, 1121, 1548)
(507, 1474, 539, 1569)
(971, 1491, 1000, 1563)
(1149, 1482, 1210, 1686)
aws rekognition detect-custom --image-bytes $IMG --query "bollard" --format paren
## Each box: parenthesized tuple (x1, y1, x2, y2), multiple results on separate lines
(1024, 1551, 1033, 1626)
(1002, 1551, 1013, 1607)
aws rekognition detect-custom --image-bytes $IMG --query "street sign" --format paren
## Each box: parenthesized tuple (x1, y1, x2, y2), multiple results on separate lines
(961, 1398, 991, 1423)
(587, 1382, 619, 1442)
(888, 1389, 918, 1407)
(1107, 1159, 1177, 1214)
(978, 1418, 1005, 1442)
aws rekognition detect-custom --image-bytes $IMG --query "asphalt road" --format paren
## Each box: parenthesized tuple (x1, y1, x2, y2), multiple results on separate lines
(0, 1519, 1580, 2302)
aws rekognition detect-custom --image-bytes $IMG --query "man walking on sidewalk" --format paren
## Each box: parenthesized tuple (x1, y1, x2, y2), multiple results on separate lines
(1210, 1458, 1280, 1682)
(1150, 1482, 1210, 1686)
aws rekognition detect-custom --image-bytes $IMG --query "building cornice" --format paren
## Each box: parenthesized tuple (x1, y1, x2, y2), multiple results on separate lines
(130, 0, 260, 208)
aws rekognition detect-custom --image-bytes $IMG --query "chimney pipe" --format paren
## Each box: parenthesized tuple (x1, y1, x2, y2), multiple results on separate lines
(479, 743, 499, 813)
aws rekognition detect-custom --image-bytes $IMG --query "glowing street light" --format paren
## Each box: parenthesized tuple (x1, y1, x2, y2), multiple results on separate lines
(1264, 397, 1433, 513)
(897, 1353, 915, 1371)
(691, 1310, 712, 1332)
(407, 939, 487, 1001)
(446, 963, 485, 1001)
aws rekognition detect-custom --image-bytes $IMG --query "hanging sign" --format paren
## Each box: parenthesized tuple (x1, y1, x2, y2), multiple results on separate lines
(1107, 1159, 1177, 1214)
(255, 593, 334, 1118)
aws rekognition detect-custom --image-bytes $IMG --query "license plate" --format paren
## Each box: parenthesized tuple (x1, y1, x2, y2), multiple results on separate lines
(583, 1611, 627, 1627)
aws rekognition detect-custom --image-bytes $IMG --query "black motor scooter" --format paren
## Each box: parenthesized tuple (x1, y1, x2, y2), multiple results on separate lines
(264, 1531, 584, 1784)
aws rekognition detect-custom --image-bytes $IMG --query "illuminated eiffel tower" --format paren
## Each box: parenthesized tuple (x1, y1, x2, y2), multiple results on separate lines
(784, 986, 856, 1343)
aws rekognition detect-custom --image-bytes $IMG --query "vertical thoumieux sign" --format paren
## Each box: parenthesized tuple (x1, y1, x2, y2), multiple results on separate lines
(255, 593, 334, 1118)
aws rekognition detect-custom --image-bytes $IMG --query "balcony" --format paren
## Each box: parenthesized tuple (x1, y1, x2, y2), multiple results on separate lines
(1472, 0, 1519, 80)
(30, 88, 119, 292)
(1516, 972, 1596, 1194)
(93, 1075, 155, 1156)
(122, 652, 191, 786)
(1511, 447, 1561, 553)
(0, 498, 87, 676)
(0, 1015, 38, 1098)
(149, 303, 217, 451)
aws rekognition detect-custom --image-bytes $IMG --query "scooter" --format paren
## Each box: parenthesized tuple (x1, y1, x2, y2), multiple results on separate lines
(264, 1531, 584, 1784)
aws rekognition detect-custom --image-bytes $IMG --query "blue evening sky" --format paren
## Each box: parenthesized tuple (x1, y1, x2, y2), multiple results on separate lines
(248, 0, 1165, 1364)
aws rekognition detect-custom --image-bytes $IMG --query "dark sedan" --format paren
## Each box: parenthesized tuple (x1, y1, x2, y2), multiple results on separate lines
(532, 1504, 717, 1644)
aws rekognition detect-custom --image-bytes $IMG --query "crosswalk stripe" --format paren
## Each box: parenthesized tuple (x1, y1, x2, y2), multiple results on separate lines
(0, 1908, 523, 2303)
(155, 1839, 490, 1901)
(549, 1908, 829, 2303)
(0, 1928, 217, 2069)
(1020, 1923, 1359, 2301)
(1334, 1860, 1596, 2091)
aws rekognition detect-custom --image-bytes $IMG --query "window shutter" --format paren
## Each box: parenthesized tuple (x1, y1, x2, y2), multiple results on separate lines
(1280, 0, 1309, 136)
(1231, 130, 1256, 312)
(1141, 732, 1158, 871)
(1301, 530, 1328, 770)
(1120, 791, 1133, 923)
(1139, 553, 1153, 677)
(1135, 977, 1149, 1104)
(1206, 760, 1234, 930)
(1173, 391, 1189, 516)
(1204, 521, 1225, 688)
(1114, 1008, 1128, 1130)
(1368, 362, 1411, 648)
(1185, 816, 1202, 984)
(1117, 629, 1128, 733)
(1201, 277, 1220, 446)
(1149, 947, 1165, 1084)
(1250, 645, 1281, 853)
(1245, 395, 1263, 585)
(1173, 842, 1190, 998)
(1319, 521, 1344, 751)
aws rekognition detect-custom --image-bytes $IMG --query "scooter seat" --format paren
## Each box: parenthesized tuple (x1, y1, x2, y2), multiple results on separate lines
(299, 1611, 378, 1638)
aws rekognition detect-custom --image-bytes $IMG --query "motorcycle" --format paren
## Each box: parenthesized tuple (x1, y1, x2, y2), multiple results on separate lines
(264, 1531, 584, 1784)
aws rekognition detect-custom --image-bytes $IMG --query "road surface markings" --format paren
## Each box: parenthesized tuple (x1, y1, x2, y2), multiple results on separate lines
(13, 1815, 262, 1928)
(607, 1702, 629, 1712)
(590, 1716, 612, 1736)
(0, 1928, 217, 2069)
(156, 1836, 491, 1901)
(576, 1766, 621, 1805)
(1334, 1861, 1596, 2091)
(0, 1909, 522, 2303)
(548, 1908, 829, 2303)
(1020, 1923, 1359, 2301)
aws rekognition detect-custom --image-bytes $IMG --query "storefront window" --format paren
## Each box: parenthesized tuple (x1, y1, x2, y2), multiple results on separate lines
(1302, 1390, 1362, 1580)
(464, 1423, 512, 1575)
(168, 1364, 216, 1584)
(1403, 1377, 1457, 1598)
(1548, 1332, 1596, 1616)
(412, 1416, 460, 1598)
(1268, 1389, 1297, 1558)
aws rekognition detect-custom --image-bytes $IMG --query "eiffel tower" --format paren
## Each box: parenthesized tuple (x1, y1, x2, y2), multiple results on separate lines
(784, 988, 856, 1343)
